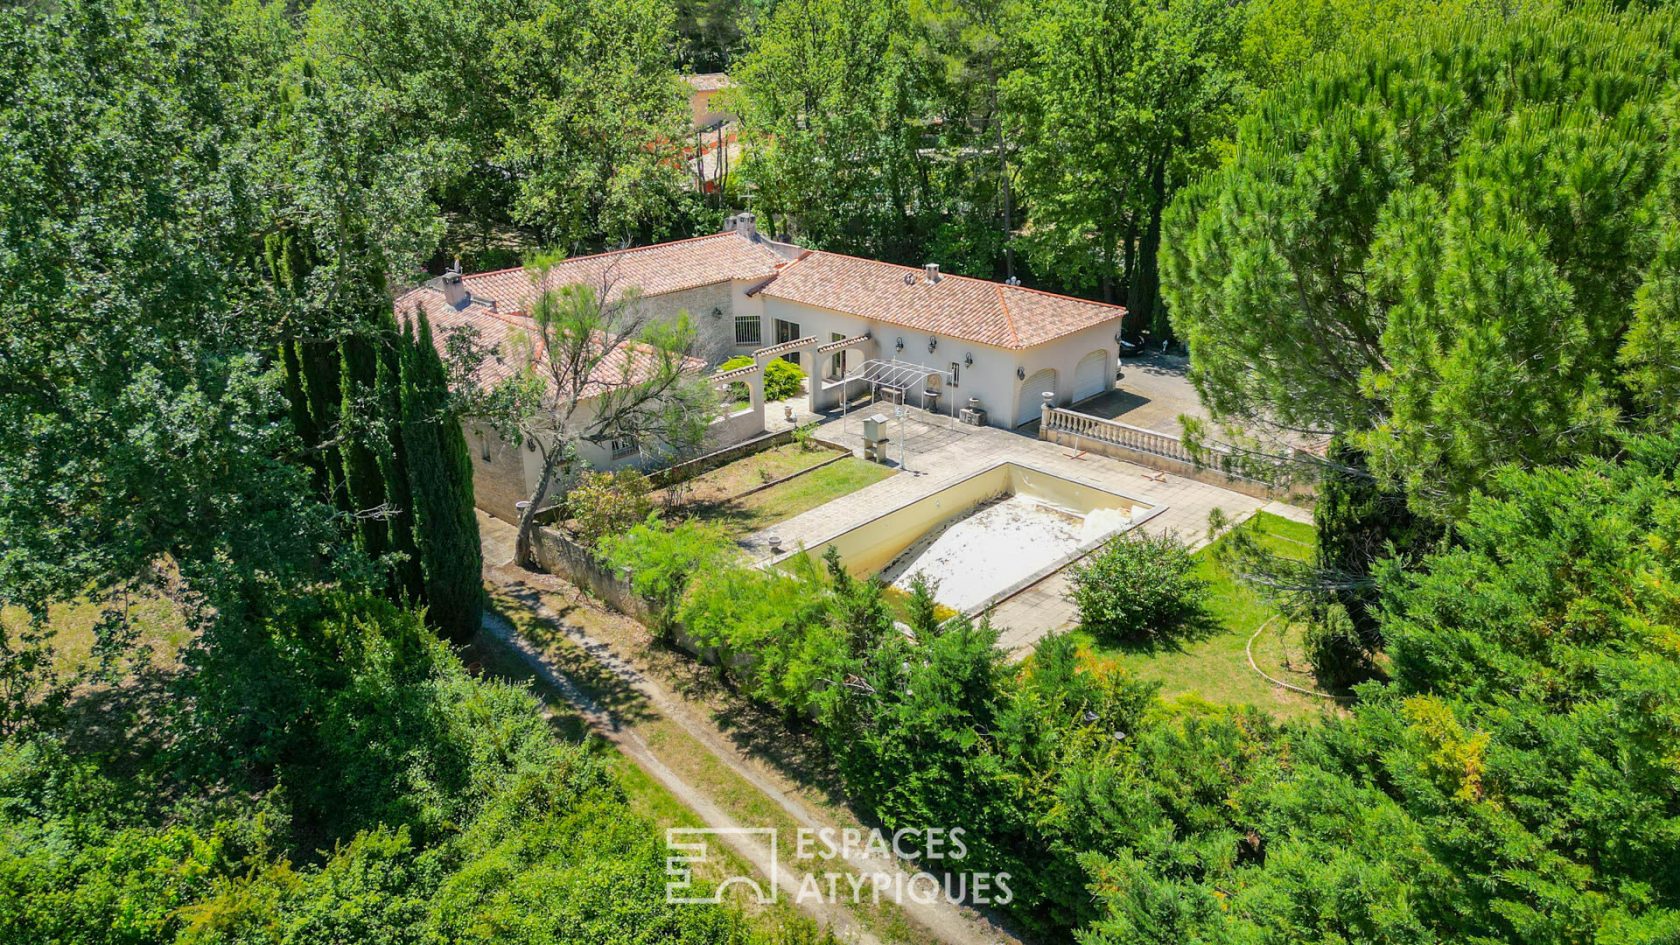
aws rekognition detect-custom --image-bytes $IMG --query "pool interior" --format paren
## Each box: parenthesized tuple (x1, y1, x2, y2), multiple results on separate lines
(778, 462, 1153, 613)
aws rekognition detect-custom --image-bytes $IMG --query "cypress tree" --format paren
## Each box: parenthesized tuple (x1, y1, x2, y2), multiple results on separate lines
(339, 321, 391, 563)
(265, 229, 350, 517)
(378, 308, 426, 603)
(399, 310, 483, 641)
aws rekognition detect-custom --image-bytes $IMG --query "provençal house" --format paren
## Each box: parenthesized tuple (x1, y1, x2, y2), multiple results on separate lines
(396, 213, 1128, 521)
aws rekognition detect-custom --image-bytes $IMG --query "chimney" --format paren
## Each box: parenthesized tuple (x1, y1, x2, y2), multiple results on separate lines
(440, 266, 469, 308)
(735, 211, 758, 241)
(923, 262, 941, 284)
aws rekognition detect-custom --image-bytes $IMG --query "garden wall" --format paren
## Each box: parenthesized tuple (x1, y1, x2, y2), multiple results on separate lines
(648, 428, 796, 487)
(529, 525, 654, 624)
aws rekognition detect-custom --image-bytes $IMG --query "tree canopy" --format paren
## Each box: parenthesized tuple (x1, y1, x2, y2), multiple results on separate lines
(1165, 4, 1680, 515)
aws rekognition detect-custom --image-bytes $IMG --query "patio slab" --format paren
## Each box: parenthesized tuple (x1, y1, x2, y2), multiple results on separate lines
(748, 404, 1269, 654)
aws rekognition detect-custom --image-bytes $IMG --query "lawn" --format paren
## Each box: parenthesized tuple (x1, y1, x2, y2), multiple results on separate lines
(678, 447, 896, 539)
(660, 442, 839, 506)
(1072, 510, 1335, 720)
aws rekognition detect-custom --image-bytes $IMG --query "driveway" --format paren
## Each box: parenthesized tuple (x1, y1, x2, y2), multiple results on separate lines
(1018, 351, 1206, 437)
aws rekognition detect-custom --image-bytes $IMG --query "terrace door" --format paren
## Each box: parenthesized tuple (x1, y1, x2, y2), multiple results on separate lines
(774, 318, 801, 365)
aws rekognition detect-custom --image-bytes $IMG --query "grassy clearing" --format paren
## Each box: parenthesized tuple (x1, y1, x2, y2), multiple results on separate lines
(662, 443, 840, 505)
(687, 457, 896, 540)
(3, 593, 192, 678)
(465, 617, 839, 940)
(1075, 511, 1335, 721)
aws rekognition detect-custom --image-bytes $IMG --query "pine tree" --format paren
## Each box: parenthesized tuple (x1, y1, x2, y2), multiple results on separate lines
(399, 311, 483, 641)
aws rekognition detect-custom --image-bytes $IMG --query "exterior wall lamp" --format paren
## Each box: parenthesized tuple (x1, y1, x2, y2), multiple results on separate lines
(895, 337, 904, 353)
(711, 307, 724, 320)
(963, 353, 973, 368)
(928, 337, 938, 353)
(1016, 366, 1026, 381)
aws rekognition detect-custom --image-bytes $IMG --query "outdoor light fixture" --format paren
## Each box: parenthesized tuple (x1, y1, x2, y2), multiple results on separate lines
(963, 353, 973, 368)
(895, 337, 905, 352)
(928, 337, 938, 353)
(1114, 329, 1124, 344)
(711, 307, 723, 320)
(1016, 366, 1026, 381)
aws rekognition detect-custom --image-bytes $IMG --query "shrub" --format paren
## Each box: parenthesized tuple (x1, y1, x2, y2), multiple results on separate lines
(565, 470, 653, 548)
(718, 355, 754, 406)
(792, 421, 820, 452)
(598, 516, 732, 638)
(1069, 531, 1206, 642)
(1303, 602, 1376, 689)
(678, 564, 841, 716)
(764, 358, 806, 400)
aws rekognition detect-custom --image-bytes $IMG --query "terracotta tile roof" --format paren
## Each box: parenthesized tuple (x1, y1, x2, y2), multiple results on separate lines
(448, 232, 785, 315)
(682, 72, 732, 92)
(393, 287, 704, 400)
(754, 251, 1127, 349)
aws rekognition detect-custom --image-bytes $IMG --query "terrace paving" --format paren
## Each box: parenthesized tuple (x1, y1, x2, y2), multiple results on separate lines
(746, 405, 1275, 655)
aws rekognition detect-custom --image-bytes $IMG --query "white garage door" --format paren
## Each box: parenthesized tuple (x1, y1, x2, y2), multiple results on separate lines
(1016, 369, 1058, 426)
(1073, 349, 1109, 403)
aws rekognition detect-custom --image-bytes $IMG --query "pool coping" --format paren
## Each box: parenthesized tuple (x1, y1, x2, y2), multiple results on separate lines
(763, 458, 1168, 618)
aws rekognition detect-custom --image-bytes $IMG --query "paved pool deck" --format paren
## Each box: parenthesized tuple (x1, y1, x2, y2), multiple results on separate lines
(746, 407, 1300, 655)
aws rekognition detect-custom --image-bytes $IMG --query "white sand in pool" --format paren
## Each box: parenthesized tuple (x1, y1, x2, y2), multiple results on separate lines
(881, 494, 1131, 612)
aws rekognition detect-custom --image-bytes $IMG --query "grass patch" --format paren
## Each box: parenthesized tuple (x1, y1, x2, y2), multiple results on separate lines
(1075, 511, 1332, 720)
(2, 593, 192, 678)
(688, 457, 895, 540)
(662, 443, 839, 506)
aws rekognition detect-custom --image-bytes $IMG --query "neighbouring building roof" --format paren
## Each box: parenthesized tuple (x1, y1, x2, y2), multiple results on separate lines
(426, 232, 787, 317)
(682, 72, 732, 92)
(755, 250, 1128, 350)
(395, 289, 705, 400)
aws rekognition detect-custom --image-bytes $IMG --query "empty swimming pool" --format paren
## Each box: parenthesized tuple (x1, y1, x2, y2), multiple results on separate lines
(774, 462, 1159, 613)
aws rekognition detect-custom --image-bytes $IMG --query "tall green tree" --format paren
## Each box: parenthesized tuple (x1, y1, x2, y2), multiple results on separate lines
(1005, 0, 1249, 329)
(1164, 5, 1679, 516)
(399, 312, 484, 642)
(0, 0, 340, 715)
(733, 0, 941, 262)
(304, 0, 701, 261)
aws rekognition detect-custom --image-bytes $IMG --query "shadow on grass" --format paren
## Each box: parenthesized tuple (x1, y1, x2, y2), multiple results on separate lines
(706, 689, 853, 810)
(677, 499, 764, 542)
(481, 586, 662, 731)
(52, 658, 184, 810)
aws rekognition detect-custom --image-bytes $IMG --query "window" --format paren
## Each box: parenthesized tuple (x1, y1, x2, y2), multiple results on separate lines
(948, 362, 960, 388)
(477, 430, 491, 462)
(830, 332, 846, 379)
(734, 315, 761, 346)
(609, 437, 638, 460)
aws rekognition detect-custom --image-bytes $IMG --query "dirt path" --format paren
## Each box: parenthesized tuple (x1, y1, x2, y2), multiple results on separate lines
(480, 609, 880, 944)
(480, 561, 1024, 945)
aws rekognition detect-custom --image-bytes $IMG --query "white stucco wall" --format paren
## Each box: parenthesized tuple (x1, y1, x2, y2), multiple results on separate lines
(597, 273, 1121, 434)
(754, 297, 1120, 429)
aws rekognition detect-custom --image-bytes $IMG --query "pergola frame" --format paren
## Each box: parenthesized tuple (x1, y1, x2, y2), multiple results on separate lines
(839, 359, 960, 470)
